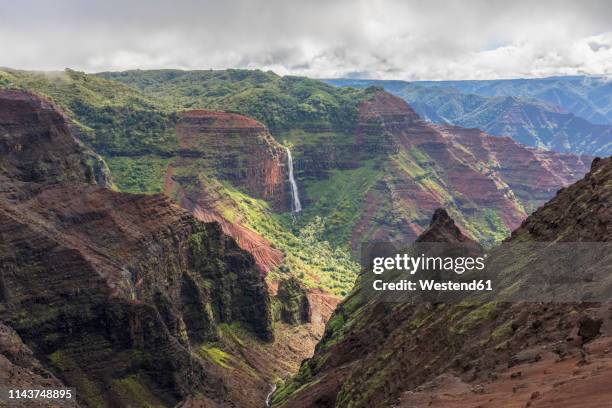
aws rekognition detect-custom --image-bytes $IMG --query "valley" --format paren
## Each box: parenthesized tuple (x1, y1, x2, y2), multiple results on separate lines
(0, 68, 607, 407)
(327, 77, 612, 157)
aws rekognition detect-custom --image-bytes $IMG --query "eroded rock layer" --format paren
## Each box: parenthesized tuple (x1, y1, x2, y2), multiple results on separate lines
(273, 157, 611, 408)
(166, 109, 287, 272)
(350, 92, 590, 246)
(0, 90, 274, 407)
(175, 109, 287, 208)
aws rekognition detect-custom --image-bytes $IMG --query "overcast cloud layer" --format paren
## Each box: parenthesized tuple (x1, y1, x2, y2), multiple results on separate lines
(1, 0, 612, 80)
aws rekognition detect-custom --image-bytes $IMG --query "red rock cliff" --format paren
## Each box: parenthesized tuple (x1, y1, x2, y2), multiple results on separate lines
(176, 109, 287, 207)
(0, 90, 275, 407)
(167, 110, 287, 272)
(349, 91, 590, 247)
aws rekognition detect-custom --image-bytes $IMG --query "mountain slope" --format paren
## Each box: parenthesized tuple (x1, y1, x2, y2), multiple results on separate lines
(0, 90, 278, 407)
(99, 69, 368, 134)
(286, 91, 590, 247)
(327, 78, 612, 156)
(76, 69, 593, 247)
(0, 68, 178, 156)
(273, 157, 612, 408)
(422, 76, 612, 126)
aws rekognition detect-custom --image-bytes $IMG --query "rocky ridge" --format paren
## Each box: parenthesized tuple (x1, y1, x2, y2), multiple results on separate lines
(326, 78, 612, 156)
(0, 90, 275, 407)
(175, 109, 287, 208)
(273, 157, 611, 407)
(293, 91, 590, 248)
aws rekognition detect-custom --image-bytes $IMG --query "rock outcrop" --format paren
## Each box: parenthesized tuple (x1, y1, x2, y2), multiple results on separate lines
(349, 92, 590, 246)
(165, 110, 287, 272)
(0, 90, 274, 407)
(175, 109, 287, 208)
(0, 89, 112, 192)
(0, 323, 77, 407)
(511, 156, 611, 242)
(275, 278, 311, 325)
(273, 157, 612, 407)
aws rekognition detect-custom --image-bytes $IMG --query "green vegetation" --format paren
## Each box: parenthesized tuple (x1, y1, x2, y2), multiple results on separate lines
(297, 161, 382, 246)
(453, 301, 499, 333)
(48, 350, 105, 407)
(462, 208, 512, 247)
(106, 156, 170, 193)
(217, 179, 358, 296)
(0, 68, 178, 154)
(99, 69, 279, 107)
(270, 364, 320, 406)
(218, 323, 246, 348)
(100, 69, 371, 133)
(110, 375, 167, 407)
(0, 70, 15, 86)
(491, 321, 514, 340)
(200, 345, 233, 369)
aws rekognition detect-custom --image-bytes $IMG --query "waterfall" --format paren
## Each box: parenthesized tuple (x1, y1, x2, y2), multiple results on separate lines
(265, 383, 277, 407)
(285, 147, 302, 213)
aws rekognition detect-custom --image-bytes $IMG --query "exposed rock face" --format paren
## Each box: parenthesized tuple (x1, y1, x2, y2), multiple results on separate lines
(435, 124, 590, 203)
(165, 110, 287, 272)
(274, 157, 611, 408)
(164, 161, 284, 273)
(176, 109, 287, 208)
(0, 91, 274, 407)
(0, 323, 77, 407)
(0, 89, 111, 193)
(511, 156, 611, 242)
(349, 92, 590, 247)
(275, 278, 311, 325)
(415, 208, 475, 243)
(0, 89, 84, 183)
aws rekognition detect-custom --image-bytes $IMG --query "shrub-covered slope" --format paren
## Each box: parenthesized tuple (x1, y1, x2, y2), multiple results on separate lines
(0, 90, 277, 407)
(99, 69, 368, 133)
(273, 157, 612, 408)
(98, 69, 590, 248)
(0, 68, 178, 155)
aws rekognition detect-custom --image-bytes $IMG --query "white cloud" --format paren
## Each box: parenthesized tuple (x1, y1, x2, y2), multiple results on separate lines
(1, 0, 612, 79)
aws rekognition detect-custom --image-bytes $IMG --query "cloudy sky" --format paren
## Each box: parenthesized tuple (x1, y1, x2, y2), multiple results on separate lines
(1, 0, 612, 80)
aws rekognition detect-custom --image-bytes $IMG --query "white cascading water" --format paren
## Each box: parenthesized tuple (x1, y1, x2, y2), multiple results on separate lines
(285, 147, 302, 213)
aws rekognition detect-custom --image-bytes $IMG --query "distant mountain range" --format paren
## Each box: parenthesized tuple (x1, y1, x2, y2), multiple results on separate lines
(327, 77, 612, 156)
(0, 68, 601, 407)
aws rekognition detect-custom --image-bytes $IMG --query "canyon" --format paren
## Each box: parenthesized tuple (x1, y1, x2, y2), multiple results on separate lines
(273, 157, 612, 407)
(0, 68, 607, 408)
(92, 69, 591, 248)
(0, 90, 319, 407)
(327, 78, 612, 157)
